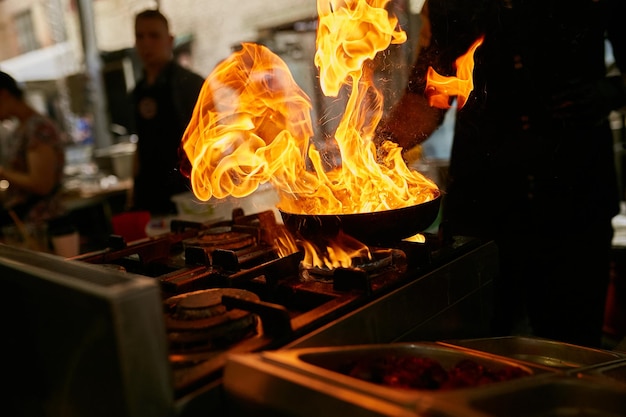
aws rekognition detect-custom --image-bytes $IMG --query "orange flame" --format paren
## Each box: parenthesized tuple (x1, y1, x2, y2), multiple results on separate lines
(300, 230, 370, 269)
(180, 1, 481, 265)
(425, 36, 484, 109)
(404, 233, 426, 243)
(315, 0, 407, 97)
(267, 223, 300, 258)
(181, 0, 437, 218)
(181, 43, 314, 202)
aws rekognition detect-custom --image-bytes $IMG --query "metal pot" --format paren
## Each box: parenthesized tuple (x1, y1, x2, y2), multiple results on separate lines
(279, 190, 441, 246)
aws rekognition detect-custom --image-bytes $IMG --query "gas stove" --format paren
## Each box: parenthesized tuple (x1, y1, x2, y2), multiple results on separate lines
(1, 208, 497, 417)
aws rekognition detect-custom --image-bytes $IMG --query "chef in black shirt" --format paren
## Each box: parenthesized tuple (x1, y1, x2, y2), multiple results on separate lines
(378, 0, 626, 347)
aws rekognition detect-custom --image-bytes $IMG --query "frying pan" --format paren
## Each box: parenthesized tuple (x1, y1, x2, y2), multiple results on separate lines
(279, 190, 441, 246)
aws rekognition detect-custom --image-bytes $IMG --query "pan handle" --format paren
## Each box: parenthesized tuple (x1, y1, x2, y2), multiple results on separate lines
(221, 295, 293, 339)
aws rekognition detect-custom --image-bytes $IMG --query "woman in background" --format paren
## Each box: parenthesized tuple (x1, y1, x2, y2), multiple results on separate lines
(0, 71, 65, 230)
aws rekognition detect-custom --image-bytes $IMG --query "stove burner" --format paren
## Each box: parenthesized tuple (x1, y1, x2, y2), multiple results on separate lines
(183, 227, 256, 253)
(71, 206, 489, 400)
(300, 248, 397, 281)
(164, 288, 260, 351)
(351, 248, 396, 272)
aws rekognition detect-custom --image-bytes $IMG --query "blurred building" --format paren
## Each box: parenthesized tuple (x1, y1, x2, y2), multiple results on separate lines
(0, 0, 422, 151)
(0, 0, 319, 148)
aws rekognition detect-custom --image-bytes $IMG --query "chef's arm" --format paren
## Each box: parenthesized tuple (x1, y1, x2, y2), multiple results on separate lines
(374, 0, 447, 150)
(375, 90, 446, 150)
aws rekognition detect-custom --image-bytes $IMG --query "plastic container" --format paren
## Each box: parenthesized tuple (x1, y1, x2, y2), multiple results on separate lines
(93, 142, 136, 180)
(170, 193, 233, 223)
(171, 183, 281, 223)
(111, 210, 150, 242)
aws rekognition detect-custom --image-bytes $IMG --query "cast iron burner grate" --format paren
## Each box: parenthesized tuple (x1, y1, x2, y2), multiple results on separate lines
(74, 208, 483, 398)
(299, 248, 408, 295)
(164, 288, 261, 353)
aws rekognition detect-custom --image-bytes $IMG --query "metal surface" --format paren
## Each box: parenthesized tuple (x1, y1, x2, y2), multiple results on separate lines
(580, 359, 626, 387)
(223, 341, 626, 417)
(220, 234, 626, 417)
(174, 235, 498, 416)
(284, 239, 498, 348)
(223, 352, 419, 417)
(0, 244, 174, 417)
(438, 374, 626, 417)
(439, 336, 626, 370)
(234, 342, 551, 406)
(36, 208, 496, 416)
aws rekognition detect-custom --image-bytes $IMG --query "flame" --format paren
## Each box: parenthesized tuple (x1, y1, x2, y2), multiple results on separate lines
(404, 233, 426, 243)
(300, 230, 371, 269)
(272, 225, 300, 258)
(315, 0, 407, 97)
(181, 1, 478, 266)
(181, 43, 314, 202)
(425, 36, 484, 109)
(182, 0, 437, 216)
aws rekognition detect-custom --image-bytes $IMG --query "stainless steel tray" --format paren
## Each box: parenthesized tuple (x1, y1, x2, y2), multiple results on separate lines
(224, 339, 626, 417)
(224, 342, 556, 417)
(579, 359, 626, 387)
(422, 374, 626, 417)
(438, 336, 625, 369)
(224, 352, 418, 417)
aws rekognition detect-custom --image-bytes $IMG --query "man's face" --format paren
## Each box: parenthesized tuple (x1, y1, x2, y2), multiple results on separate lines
(134, 17, 174, 68)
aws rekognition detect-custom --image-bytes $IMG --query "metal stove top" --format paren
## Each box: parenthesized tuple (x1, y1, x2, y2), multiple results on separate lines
(68, 209, 495, 415)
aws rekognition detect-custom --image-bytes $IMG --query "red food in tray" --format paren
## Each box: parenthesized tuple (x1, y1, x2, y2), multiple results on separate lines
(344, 355, 530, 390)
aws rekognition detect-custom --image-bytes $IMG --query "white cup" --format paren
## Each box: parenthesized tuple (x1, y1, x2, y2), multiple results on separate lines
(51, 231, 80, 257)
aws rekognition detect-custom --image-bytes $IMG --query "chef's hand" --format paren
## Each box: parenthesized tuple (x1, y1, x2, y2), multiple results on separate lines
(551, 76, 626, 127)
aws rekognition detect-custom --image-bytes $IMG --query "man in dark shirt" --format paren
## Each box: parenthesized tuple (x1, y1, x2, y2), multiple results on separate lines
(130, 9, 205, 215)
(378, 0, 626, 347)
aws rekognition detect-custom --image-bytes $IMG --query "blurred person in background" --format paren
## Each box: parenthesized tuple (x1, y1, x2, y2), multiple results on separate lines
(128, 8, 205, 216)
(0, 71, 65, 232)
(377, 0, 626, 348)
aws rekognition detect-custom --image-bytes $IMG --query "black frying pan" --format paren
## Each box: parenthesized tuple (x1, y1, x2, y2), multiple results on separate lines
(279, 190, 441, 246)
